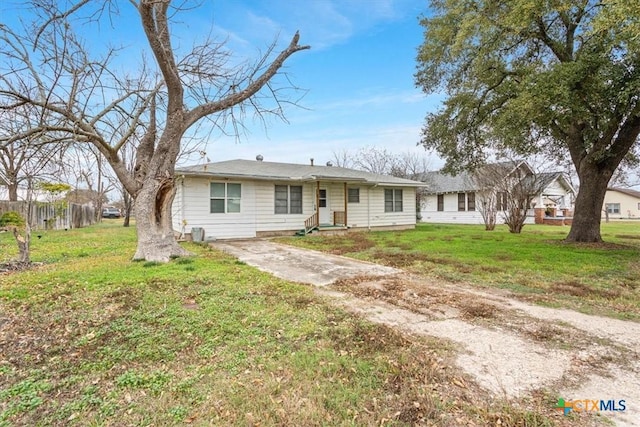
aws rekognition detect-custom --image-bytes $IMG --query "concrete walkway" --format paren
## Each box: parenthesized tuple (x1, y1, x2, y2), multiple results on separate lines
(211, 239, 399, 286)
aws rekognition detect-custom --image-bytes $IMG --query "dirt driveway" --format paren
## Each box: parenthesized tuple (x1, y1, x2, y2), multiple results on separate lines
(212, 239, 640, 427)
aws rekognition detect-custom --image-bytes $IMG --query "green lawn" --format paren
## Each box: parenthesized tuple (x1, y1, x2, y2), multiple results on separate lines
(279, 222, 640, 320)
(0, 222, 585, 426)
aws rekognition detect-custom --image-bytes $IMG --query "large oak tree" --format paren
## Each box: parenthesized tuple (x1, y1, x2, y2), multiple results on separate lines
(0, 0, 309, 261)
(415, 0, 640, 242)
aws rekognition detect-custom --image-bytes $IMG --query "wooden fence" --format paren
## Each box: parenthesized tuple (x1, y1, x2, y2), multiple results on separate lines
(0, 201, 97, 230)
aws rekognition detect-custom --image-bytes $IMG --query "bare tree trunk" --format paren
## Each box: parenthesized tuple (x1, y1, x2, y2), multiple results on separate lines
(12, 223, 30, 263)
(566, 166, 612, 242)
(7, 182, 18, 202)
(478, 192, 497, 231)
(132, 121, 190, 262)
(505, 206, 527, 233)
(123, 190, 132, 227)
(133, 178, 189, 262)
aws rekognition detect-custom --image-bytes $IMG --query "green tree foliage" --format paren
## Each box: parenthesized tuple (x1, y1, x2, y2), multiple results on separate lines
(416, 0, 640, 242)
(0, 211, 25, 228)
(37, 182, 72, 195)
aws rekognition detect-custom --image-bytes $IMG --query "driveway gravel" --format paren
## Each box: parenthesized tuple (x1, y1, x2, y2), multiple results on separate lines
(212, 239, 639, 427)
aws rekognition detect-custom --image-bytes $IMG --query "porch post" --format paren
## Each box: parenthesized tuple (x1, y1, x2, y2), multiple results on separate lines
(316, 181, 320, 214)
(344, 182, 348, 226)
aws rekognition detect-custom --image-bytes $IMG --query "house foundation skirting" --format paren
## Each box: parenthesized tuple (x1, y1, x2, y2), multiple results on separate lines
(255, 223, 415, 238)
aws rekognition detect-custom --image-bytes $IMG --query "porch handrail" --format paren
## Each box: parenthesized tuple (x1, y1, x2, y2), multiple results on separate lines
(304, 212, 319, 234)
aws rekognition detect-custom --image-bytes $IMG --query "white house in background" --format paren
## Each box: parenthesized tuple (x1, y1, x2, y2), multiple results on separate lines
(603, 187, 640, 220)
(0, 184, 56, 202)
(172, 158, 426, 240)
(420, 161, 575, 225)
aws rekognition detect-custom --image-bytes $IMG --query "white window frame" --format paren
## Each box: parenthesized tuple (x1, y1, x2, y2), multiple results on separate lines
(210, 182, 241, 214)
(605, 203, 620, 214)
(275, 185, 303, 214)
(384, 189, 403, 213)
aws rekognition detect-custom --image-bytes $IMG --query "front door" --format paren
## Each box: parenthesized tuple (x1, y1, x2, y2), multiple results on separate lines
(318, 188, 330, 224)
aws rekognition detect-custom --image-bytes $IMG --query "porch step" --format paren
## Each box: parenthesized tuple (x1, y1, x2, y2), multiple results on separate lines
(296, 225, 319, 236)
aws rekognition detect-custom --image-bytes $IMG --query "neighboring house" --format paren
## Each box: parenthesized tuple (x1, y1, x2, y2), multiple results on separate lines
(603, 187, 640, 220)
(420, 161, 575, 225)
(0, 184, 50, 202)
(172, 158, 426, 240)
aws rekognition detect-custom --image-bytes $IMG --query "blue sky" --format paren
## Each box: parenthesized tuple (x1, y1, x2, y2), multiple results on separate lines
(0, 0, 443, 169)
(187, 0, 443, 167)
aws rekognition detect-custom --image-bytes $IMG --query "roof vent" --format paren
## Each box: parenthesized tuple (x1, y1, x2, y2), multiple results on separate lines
(326, 161, 333, 167)
(256, 154, 264, 161)
(310, 158, 314, 166)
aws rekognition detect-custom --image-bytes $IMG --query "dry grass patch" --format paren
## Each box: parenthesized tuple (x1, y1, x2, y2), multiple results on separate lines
(458, 301, 499, 320)
(550, 281, 622, 300)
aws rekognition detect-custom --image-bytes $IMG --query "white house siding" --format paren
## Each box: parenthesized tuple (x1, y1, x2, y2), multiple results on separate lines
(254, 181, 315, 233)
(328, 183, 345, 218)
(420, 193, 534, 225)
(602, 190, 640, 220)
(173, 178, 418, 239)
(174, 177, 258, 239)
(344, 185, 370, 228)
(358, 186, 416, 228)
(171, 182, 184, 234)
(421, 193, 484, 224)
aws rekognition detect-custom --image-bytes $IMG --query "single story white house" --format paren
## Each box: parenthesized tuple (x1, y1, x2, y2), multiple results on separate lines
(603, 187, 640, 220)
(172, 158, 426, 240)
(420, 161, 575, 225)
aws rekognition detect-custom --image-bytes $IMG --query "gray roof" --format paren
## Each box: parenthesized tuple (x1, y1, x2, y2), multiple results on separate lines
(526, 172, 574, 193)
(422, 170, 476, 193)
(608, 187, 640, 199)
(177, 159, 426, 187)
(422, 161, 575, 195)
(422, 161, 522, 193)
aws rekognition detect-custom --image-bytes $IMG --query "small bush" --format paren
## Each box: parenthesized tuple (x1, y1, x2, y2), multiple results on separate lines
(0, 211, 26, 228)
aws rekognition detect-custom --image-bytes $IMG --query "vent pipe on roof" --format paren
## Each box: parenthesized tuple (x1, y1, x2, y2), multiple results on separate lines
(256, 154, 263, 161)
(326, 161, 333, 167)
(310, 158, 314, 166)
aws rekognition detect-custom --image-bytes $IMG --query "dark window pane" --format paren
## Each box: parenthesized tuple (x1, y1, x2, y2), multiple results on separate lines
(210, 199, 224, 213)
(384, 189, 393, 202)
(458, 193, 466, 211)
(437, 194, 444, 211)
(227, 183, 241, 198)
(210, 182, 225, 198)
(395, 189, 403, 212)
(227, 198, 240, 213)
(275, 185, 288, 214)
(290, 186, 303, 214)
(348, 188, 359, 203)
(318, 188, 327, 208)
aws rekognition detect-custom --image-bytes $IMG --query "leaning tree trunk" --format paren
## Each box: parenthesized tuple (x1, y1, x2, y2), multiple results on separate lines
(132, 117, 192, 262)
(133, 177, 191, 262)
(565, 165, 613, 243)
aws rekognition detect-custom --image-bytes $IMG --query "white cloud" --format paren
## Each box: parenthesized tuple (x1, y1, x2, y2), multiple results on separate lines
(318, 90, 428, 111)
